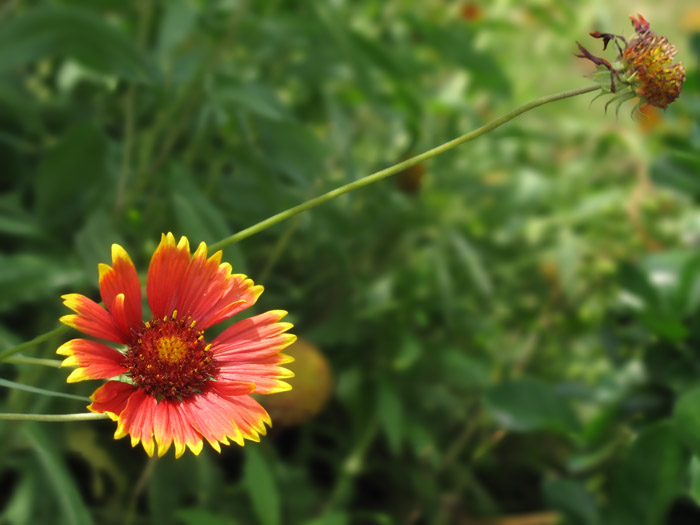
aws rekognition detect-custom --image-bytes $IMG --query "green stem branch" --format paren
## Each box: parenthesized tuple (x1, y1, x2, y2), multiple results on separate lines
(4, 356, 62, 368)
(210, 84, 598, 251)
(0, 325, 69, 362)
(0, 412, 109, 422)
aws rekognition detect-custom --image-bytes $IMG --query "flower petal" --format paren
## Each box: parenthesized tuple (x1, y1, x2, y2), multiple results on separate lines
(210, 383, 271, 442)
(180, 382, 257, 452)
(99, 244, 142, 331)
(153, 399, 203, 458)
(113, 389, 157, 456)
(88, 381, 137, 421)
(147, 233, 191, 319)
(153, 401, 175, 457)
(108, 293, 131, 337)
(198, 271, 263, 329)
(174, 242, 263, 329)
(212, 310, 296, 394)
(186, 383, 271, 447)
(57, 338, 127, 382)
(61, 293, 128, 344)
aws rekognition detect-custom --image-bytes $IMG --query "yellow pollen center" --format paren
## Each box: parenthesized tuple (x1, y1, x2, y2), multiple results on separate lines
(156, 335, 189, 364)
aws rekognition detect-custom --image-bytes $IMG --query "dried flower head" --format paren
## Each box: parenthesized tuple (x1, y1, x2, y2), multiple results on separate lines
(576, 14, 685, 112)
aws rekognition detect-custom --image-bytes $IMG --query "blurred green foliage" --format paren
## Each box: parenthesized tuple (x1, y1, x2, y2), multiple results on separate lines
(1, 0, 700, 524)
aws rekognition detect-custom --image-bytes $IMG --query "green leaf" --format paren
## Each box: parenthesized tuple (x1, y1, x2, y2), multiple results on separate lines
(243, 446, 280, 525)
(0, 193, 43, 238)
(618, 261, 659, 309)
(618, 260, 687, 341)
(440, 349, 490, 390)
(691, 34, 700, 63)
(156, 0, 197, 58)
(542, 478, 600, 525)
(306, 511, 350, 525)
(674, 385, 700, 457)
(408, 17, 510, 97)
(174, 508, 236, 525)
(392, 335, 422, 371)
(169, 167, 246, 272)
(482, 377, 579, 434)
(171, 168, 230, 243)
(34, 123, 110, 232)
(689, 456, 700, 506)
(219, 79, 291, 121)
(0, 253, 84, 312)
(673, 252, 700, 316)
(605, 422, 687, 525)
(650, 152, 700, 200)
(0, 464, 34, 524)
(0, 6, 155, 82)
(255, 117, 326, 188)
(377, 383, 404, 455)
(640, 250, 700, 317)
(74, 209, 125, 278)
(449, 231, 493, 298)
(24, 424, 93, 525)
(148, 454, 202, 525)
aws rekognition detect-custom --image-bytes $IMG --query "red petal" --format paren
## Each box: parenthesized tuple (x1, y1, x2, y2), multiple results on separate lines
(56, 338, 127, 382)
(212, 310, 295, 394)
(186, 383, 269, 449)
(109, 293, 131, 336)
(174, 242, 263, 329)
(217, 364, 294, 395)
(99, 244, 142, 330)
(174, 242, 221, 320)
(210, 384, 271, 441)
(153, 399, 203, 457)
(88, 381, 137, 419)
(153, 400, 176, 457)
(183, 387, 247, 450)
(196, 272, 263, 329)
(115, 390, 157, 456)
(147, 233, 191, 319)
(61, 294, 128, 344)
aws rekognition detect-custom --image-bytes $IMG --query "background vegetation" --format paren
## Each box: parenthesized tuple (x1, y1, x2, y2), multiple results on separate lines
(1, 0, 700, 523)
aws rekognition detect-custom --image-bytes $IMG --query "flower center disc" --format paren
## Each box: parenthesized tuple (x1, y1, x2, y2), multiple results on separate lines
(125, 314, 218, 401)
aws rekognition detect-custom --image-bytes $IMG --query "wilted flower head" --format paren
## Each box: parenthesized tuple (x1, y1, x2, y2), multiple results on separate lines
(58, 233, 295, 457)
(576, 14, 685, 111)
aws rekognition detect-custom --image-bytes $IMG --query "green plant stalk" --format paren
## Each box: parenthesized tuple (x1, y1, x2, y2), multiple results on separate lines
(322, 416, 379, 513)
(0, 325, 69, 361)
(5, 356, 62, 367)
(210, 84, 599, 252)
(0, 412, 109, 422)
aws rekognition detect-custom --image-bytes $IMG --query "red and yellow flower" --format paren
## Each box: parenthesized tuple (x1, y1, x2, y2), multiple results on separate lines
(57, 233, 295, 457)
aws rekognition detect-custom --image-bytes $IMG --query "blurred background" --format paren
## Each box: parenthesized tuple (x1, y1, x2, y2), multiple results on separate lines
(1, 0, 699, 524)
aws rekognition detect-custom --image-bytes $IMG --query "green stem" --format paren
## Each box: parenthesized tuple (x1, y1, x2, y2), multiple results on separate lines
(0, 325, 69, 362)
(123, 455, 159, 525)
(210, 84, 599, 251)
(4, 356, 62, 368)
(0, 412, 109, 422)
(323, 417, 379, 513)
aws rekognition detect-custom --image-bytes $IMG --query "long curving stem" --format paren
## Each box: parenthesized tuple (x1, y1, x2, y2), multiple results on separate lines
(210, 84, 599, 252)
